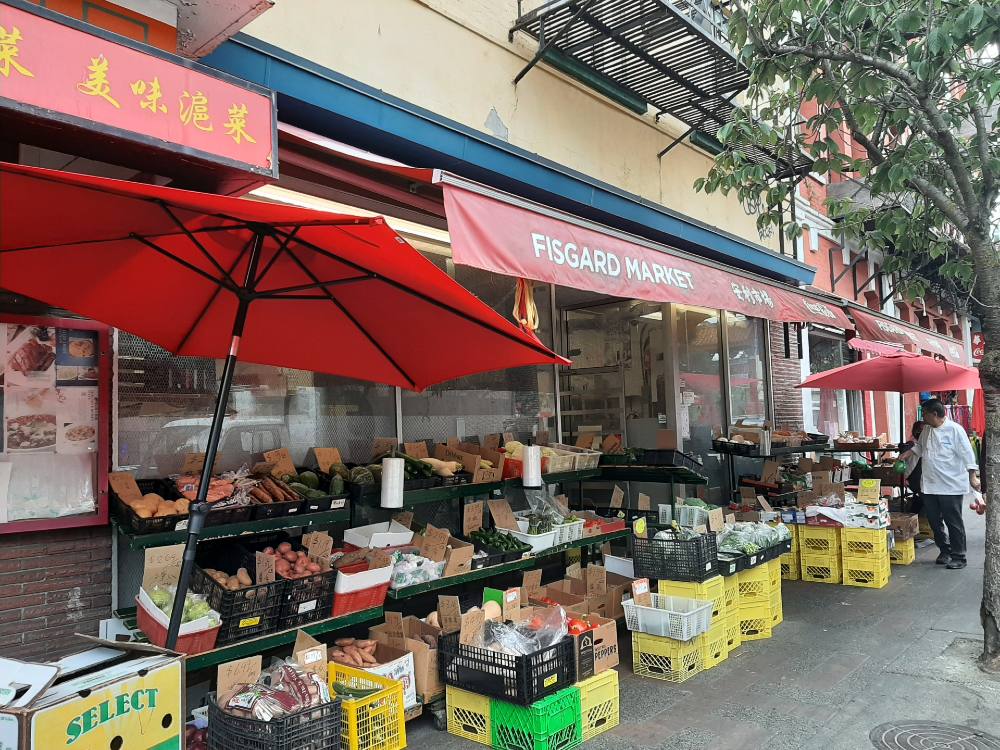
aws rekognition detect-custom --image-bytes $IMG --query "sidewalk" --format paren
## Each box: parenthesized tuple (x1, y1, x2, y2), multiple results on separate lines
(411, 513, 1000, 749)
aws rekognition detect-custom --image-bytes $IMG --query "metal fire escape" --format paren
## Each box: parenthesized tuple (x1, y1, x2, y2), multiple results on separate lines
(510, 0, 810, 175)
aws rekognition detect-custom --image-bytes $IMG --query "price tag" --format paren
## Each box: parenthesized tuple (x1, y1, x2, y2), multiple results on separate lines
(637, 493, 651, 511)
(633, 516, 647, 539)
(373, 437, 398, 459)
(503, 588, 521, 621)
(217, 656, 262, 705)
(263, 448, 296, 478)
(393, 511, 414, 529)
(761, 460, 780, 484)
(419, 525, 451, 563)
(306, 532, 333, 561)
(459, 608, 485, 646)
(585, 565, 607, 597)
(522, 569, 543, 597)
(463, 501, 484, 536)
(404, 441, 430, 459)
(313, 448, 342, 473)
(488, 499, 519, 531)
(631, 578, 652, 607)
(566, 562, 581, 579)
(438, 595, 462, 634)
(180, 452, 213, 475)
(610, 485, 624, 509)
(255, 551, 275, 584)
(108, 472, 143, 503)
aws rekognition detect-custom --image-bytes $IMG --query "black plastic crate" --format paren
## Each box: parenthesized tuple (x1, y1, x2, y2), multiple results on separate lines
(466, 534, 529, 569)
(203, 503, 253, 527)
(640, 449, 704, 470)
(238, 537, 337, 629)
(717, 553, 744, 576)
(439, 472, 473, 487)
(300, 493, 342, 514)
(632, 532, 718, 582)
(346, 482, 378, 503)
(208, 693, 341, 750)
(438, 630, 575, 706)
(111, 478, 184, 534)
(191, 565, 286, 646)
(251, 498, 305, 520)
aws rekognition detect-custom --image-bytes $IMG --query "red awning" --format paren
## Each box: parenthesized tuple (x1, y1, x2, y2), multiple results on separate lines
(847, 338, 903, 356)
(849, 308, 965, 363)
(441, 183, 854, 329)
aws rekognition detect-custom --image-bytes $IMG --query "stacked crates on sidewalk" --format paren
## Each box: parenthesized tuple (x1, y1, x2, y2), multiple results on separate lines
(890, 537, 916, 565)
(577, 670, 620, 742)
(658, 576, 729, 670)
(799, 526, 842, 584)
(736, 564, 775, 640)
(841, 528, 892, 588)
(781, 524, 800, 580)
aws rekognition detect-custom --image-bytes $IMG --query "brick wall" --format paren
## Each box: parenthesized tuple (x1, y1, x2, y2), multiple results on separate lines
(0, 526, 112, 661)
(769, 321, 805, 429)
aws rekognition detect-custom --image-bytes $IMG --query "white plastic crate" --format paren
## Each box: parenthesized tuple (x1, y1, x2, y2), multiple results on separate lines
(552, 518, 584, 544)
(511, 519, 558, 552)
(677, 506, 709, 528)
(658, 504, 673, 525)
(622, 593, 713, 641)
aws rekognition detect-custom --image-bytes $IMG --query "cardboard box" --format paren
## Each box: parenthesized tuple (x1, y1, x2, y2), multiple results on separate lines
(569, 613, 619, 681)
(369, 613, 442, 703)
(344, 520, 414, 549)
(0, 637, 182, 750)
(362, 642, 418, 710)
(890, 512, 919, 540)
(528, 586, 588, 615)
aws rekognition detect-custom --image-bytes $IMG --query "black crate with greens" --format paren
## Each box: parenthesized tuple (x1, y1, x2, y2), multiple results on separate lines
(467, 528, 531, 567)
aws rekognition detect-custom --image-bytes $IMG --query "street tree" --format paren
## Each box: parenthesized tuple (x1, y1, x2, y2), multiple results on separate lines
(695, 0, 1000, 667)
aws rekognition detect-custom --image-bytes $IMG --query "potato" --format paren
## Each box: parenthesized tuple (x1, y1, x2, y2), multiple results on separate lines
(153, 501, 177, 517)
(236, 568, 252, 587)
(225, 576, 241, 591)
(283, 551, 299, 563)
(277, 542, 292, 553)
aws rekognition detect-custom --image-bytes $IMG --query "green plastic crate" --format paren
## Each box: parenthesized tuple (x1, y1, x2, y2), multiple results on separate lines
(491, 687, 583, 750)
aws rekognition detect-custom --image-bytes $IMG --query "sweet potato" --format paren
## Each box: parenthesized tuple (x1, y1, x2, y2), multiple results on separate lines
(354, 639, 375, 649)
(277, 542, 292, 554)
(335, 638, 356, 647)
(236, 568, 252, 587)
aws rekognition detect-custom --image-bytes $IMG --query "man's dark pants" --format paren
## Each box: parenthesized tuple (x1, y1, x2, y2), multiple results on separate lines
(922, 493, 966, 561)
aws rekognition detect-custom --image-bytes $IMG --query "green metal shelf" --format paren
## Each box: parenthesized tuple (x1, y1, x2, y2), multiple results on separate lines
(114, 606, 383, 672)
(113, 508, 352, 550)
(386, 528, 629, 599)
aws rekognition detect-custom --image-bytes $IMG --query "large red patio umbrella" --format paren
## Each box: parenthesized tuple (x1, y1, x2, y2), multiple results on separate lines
(797, 351, 981, 393)
(0, 161, 569, 646)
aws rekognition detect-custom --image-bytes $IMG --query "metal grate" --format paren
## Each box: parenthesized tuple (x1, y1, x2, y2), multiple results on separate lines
(870, 722, 1000, 750)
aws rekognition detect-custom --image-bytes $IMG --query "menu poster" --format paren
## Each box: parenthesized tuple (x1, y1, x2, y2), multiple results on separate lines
(5, 325, 55, 388)
(55, 329, 99, 386)
(4, 387, 58, 453)
(55, 387, 98, 454)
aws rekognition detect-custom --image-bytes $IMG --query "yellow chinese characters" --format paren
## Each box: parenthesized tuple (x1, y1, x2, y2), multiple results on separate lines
(77, 54, 119, 108)
(224, 103, 256, 145)
(0, 24, 33, 79)
(130, 77, 166, 114)
(179, 90, 212, 132)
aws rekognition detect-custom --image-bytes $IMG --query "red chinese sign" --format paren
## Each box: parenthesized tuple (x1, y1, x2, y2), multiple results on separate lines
(972, 331, 984, 362)
(850, 308, 966, 363)
(0, 3, 275, 174)
(442, 184, 854, 329)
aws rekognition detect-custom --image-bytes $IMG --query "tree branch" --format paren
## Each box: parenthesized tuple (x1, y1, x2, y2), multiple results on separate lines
(972, 102, 996, 203)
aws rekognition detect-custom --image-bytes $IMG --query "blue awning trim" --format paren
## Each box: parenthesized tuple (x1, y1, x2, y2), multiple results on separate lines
(205, 34, 815, 285)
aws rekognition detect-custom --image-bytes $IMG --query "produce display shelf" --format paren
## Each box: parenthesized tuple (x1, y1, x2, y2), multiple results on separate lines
(387, 528, 629, 599)
(113, 508, 352, 550)
(114, 606, 383, 671)
(600, 466, 709, 485)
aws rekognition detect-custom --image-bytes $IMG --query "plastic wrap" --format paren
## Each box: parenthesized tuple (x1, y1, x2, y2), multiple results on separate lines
(223, 658, 330, 721)
(475, 606, 569, 656)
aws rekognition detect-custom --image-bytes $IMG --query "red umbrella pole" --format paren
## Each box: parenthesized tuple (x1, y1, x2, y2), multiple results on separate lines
(165, 233, 263, 649)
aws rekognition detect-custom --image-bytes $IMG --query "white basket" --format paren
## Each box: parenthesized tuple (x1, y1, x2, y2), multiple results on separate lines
(543, 450, 577, 474)
(549, 443, 602, 470)
(622, 593, 713, 641)
(511, 519, 558, 552)
(658, 504, 673, 525)
(552, 518, 584, 544)
(677, 506, 709, 528)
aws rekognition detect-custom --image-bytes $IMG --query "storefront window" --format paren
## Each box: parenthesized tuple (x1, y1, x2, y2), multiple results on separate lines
(401, 264, 556, 443)
(807, 331, 860, 436)
(726, 313, 767, 420)
(675, 305, 726, 500)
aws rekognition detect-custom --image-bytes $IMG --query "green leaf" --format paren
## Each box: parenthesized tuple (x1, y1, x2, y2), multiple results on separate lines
(894, 10, 922, 34)
(927, 28, 949, 54)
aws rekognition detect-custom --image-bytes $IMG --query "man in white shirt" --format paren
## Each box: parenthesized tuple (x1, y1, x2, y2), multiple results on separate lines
(900, 399, 980, 570)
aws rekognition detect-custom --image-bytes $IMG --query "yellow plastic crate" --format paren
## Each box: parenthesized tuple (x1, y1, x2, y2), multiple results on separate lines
(446, 686, 491, 746)
(769, 590, 782, 626)
(800, 525, 841, 555)
(632, 631, 703, 683)
(737, 602, 772, 641)
(780, 554, 800, 580)
(800, 553, 842, 584)
(767, 558, 781, 589)
(737, 566, 772, 602)
(658, 575, 726, 619)
(330, 663, 406, 750)
(701, 620, 728, 669)
(918, 515, 933, 536)
(577, 669, 620, 741)
(842, 528, 890, 558)
(890, 538, 915, 565)
(842, 555, 891, 588)
(723, 574, 739, 610)
(725, 611, 742, 651)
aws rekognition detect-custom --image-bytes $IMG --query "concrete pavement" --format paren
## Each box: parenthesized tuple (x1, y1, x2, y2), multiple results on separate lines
(410, 511, 1000, 749)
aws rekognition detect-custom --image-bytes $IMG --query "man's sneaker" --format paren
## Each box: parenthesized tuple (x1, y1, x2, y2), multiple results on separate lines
(936, 554, 951, 565)
(946, 559, 967, 570)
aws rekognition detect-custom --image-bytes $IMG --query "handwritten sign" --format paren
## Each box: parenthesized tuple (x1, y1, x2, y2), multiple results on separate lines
(488, 499, 519, 531)
(263, 448, 296, 478)
(637, 493, 651, 511)
(312, 448, 342, 473)
(459, 608, 485, 646)
(108, 471, 142, 503)
(255, 551, 275, 584)
(631, 578, 652, 607)
(522, 569, 543, 597)
(438, 596, 461, 634)
(372, 437, 398, 459)
(610, 485, 625, 509)
(463, 501, 484, 536)
(404, 441, 429, 459)
(217, 656, 262, 705)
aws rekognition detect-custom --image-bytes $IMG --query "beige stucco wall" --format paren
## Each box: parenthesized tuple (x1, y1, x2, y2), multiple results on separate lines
(244, 0, 780, 252)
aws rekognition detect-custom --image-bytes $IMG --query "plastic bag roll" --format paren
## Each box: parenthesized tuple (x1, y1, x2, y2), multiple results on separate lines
(381, 457, 405, 508)
(522, 444, 543, 488)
